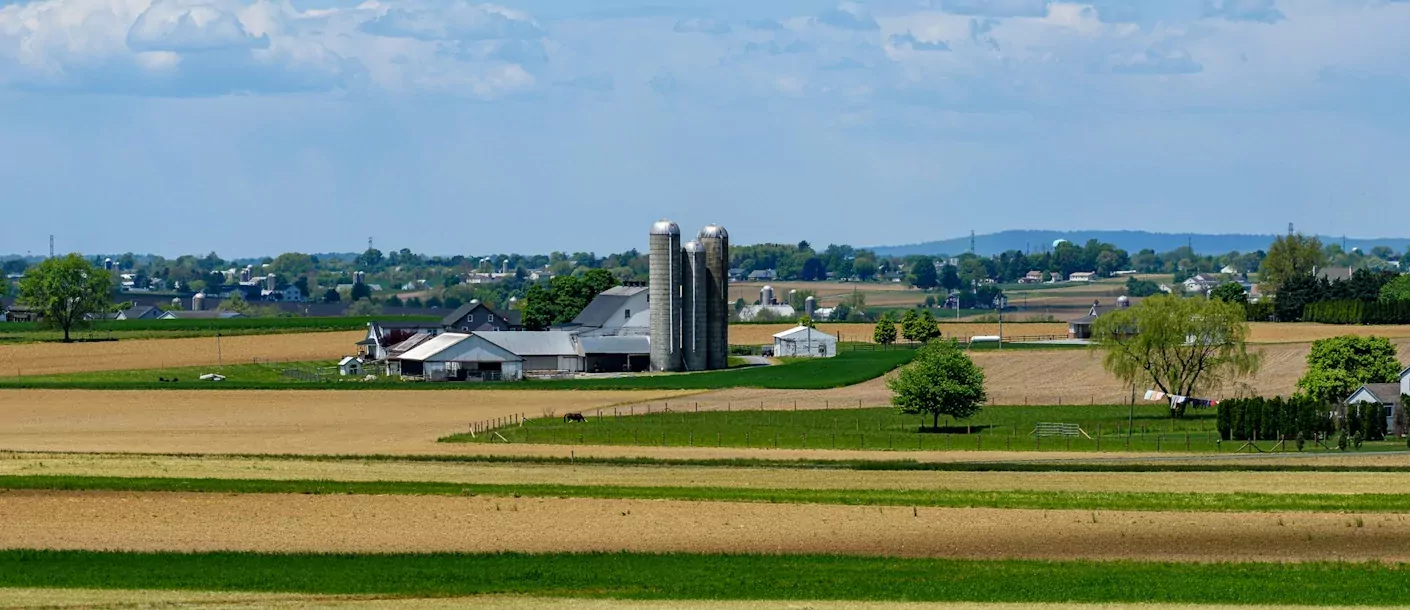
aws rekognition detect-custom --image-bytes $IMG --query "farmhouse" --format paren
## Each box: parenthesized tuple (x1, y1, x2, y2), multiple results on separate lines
(772, 325, 837, 358)
(359, 321, 443, 360)
(440, 300, 523, 332)
(1345, 383, 1405, 437)
(1018, 271, 1044, 284)
(1182, 274, 1224, 294)
(116, 305, 161, 320)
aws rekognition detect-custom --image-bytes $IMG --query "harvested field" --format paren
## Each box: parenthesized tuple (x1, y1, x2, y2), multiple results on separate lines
(1246, 322, 1410, 343)
(728, 323, 1068, 345)
(0, 331, 362, 377)
(7, 453, 1410, 495)
(0, 590, 1383, 610)
(0, 390, 692, 455)
(4, 491, 1409, 561)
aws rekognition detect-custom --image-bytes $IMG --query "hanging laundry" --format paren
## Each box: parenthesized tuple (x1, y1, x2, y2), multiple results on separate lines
(1152, 391, 1166, 401)
(1144, 390, 1156, 401)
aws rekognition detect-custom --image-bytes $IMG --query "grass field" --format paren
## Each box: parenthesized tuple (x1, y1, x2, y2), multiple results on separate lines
(0, 348, 916, 390)
(1, 551, 1405, 605)
(445, 403, 1375, 454)
(0, 331, 363, 377)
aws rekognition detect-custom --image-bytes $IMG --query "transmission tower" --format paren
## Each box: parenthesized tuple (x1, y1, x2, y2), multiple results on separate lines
(48, 235, 54, 258)
(969, 230, 975, 254)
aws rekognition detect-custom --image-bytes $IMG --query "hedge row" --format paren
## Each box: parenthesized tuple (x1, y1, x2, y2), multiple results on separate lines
(1217, 397, 1388, 443)
(1302, 300, 1410, 325)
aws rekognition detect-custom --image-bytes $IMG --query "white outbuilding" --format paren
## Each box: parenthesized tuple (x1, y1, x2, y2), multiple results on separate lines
(772, 325, 837, 358)
(338, 356, 364, 376)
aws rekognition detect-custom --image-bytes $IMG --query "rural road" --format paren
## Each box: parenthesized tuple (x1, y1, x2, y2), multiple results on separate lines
(739, 356, 772, 366)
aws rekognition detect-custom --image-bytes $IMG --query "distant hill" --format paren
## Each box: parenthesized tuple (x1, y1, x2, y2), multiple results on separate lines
(869, 230, 1410, 258)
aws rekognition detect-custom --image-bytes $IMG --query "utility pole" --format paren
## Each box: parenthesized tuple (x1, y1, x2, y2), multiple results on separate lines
(1288, 222, 1294, 236)
(367, 237, 373, 251)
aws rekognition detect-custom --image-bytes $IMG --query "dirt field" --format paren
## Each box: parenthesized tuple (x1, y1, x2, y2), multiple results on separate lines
(729, 323, 1069, 345)
(3, 491, 1408, 562)
(0, 331, 362, 377)
(2, 590, 1375, 610)
(1246, 322, 1410, 343)
(0, 389, 692, 455)
(7, 452, 1410, 495)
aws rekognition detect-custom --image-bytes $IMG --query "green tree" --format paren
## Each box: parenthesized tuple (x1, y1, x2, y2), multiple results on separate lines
(939, 264, 962, 291)
(901, 308, 940, 343)
(1294, 335, 1403, 404)
(1379, 275, 1410, 302)
(346, 300, 382, 316)
(1259, 233, 1326, 294)
(888, 340, 987, 430)
(873, 312, 898, 345)
(17, 254, 113, 342)
(1209, 282, 1248, 304)
(349, 282, 372, 302)
(797, 315, 815, 328)
(1125, 277, 1161, 297)
(271, 252, 315, 278)
(356, 248, 384, 269)
(853, 256, 879, 281)
(1092, 295, 1262, 418)
(322, 288, 340, 303)
(908, 258, 938, 290)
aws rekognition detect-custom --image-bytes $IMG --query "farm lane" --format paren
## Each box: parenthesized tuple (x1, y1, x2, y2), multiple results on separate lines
(4, 491, 1409, 562)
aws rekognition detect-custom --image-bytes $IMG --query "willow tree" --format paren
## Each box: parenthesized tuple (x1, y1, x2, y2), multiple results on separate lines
(1091, 294, 1261, 418)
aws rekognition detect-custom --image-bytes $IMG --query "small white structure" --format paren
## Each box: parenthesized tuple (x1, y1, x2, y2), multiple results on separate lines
(772, 326, 837, 358)
(1068, 271, 1097, 282)
(338, 356, 363, 376)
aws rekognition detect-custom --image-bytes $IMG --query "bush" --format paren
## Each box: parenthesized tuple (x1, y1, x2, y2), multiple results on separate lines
(1303, 300, 1410, 325)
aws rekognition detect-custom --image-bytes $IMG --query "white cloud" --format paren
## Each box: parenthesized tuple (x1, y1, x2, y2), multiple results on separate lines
(939, 0, 1049, 18)
(1110, 48, 1202, 75)
(359, 1, 541, 41)
(813, 4, 879, 31)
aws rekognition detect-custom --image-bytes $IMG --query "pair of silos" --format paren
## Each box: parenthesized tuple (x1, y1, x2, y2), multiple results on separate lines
(649, 220, 729, 372)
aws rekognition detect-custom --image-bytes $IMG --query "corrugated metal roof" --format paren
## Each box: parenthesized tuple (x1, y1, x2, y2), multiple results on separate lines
(570, 287, 646, 328)
(477, 331, 582, 357)
(580, 336, 651, 355)
(398, 333, 471, 362)
(386, 332, 437, 355)
(773, 326, 836, 340)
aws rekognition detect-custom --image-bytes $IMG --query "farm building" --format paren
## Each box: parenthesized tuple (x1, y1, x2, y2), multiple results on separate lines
(556, 286, 650, 337)
(359, 321, 443, 360)
(1067, 298, 1130, 340)
(1345, 383, 1405, 437)
(390, 333, 525, 381)
(338, 356, 364, 376)
(772, 326, 837, 358)
(476, 331, 585, 373)
(580, 335, 652, 373)
(738, 304, 796, 322)
(1068, 271, 1097, 282)
(157, 311, 244, 320)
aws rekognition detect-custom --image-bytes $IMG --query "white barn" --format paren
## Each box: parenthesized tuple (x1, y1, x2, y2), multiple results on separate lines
(772, 326, 837, 358)
(392, 332, 525, 381)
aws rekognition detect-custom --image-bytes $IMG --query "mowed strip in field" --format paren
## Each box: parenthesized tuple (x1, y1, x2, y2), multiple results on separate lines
(0, 589, 1388, 610)
(0, 331, 363, 377)
(11, 452, 1410, 495)
(730, 322, 1410, 346)
(3, 490, 1409, 561)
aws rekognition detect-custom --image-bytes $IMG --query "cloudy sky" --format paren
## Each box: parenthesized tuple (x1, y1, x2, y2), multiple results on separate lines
(1, 0, 1407, 257)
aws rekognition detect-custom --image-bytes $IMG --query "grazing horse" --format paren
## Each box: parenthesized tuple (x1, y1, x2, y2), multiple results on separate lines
(563, 412, 586, 423)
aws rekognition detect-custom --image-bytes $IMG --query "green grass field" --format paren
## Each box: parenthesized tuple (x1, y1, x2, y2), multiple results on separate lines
(0, 315, 437, 344)
(6, 474, 1410, 512)
(444, 403, 1408, 454)
(0, 550, 1403, 605)
(0, 348, 914, 391)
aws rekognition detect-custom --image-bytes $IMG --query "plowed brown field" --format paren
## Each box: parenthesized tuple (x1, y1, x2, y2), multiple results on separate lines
(3, 491, 1407, 562)
(0, 389, 692, 455)
(0, 331, 362, 377)
(7, 452, 1409, 495)
(731, 322, 1410, 346)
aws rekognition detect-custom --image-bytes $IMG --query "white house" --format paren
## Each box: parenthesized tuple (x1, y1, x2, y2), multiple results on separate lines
(1182, 274, 1224, 294)
(1345, 382, 1405, 437)
(1068, 271, 1097, 282)
(559, 286, 650, 337)
(772, 326, 837, 358)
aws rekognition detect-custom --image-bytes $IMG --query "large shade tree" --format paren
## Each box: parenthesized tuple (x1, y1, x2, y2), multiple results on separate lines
(888, 340, 987, 430)
(17, 254, 113, 342)
(1295, 335, 1403, 404)
(1092, 294, 1262, 418)
(1259, 233, 1326, 294)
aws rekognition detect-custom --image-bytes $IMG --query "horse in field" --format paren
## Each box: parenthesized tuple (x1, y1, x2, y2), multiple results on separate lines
(563, 412, 586, 423)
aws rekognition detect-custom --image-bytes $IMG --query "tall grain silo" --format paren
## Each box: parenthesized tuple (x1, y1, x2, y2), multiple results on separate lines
(649, 219, 683, 372)
(682, 241, 707, 371)
(698, 225, 729, 370)
(804, 295, 816, 319)
(266, 274, 277, 291)
(760, 285, 774, 307)
(192, 293, 205, 311)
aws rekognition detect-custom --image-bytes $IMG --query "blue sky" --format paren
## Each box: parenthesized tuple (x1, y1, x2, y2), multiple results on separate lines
(1, 0, 1408, 257)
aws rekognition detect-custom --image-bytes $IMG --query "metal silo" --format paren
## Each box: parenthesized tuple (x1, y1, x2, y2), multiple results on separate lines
(649, 219, 683, 372)
(760, 285, 774, 306)
(192, 293, 205, 311)
(698, 224, 729, 370)
(805, 295, 816, 319)
(682, 241, 707, 371)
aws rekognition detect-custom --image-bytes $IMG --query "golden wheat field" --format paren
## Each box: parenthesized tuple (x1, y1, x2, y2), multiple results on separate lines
(0, 331, 363, 377)
(5, 491, 1408, 562)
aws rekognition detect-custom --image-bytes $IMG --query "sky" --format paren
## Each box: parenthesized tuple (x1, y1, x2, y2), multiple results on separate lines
(1, 0, 1408, 257)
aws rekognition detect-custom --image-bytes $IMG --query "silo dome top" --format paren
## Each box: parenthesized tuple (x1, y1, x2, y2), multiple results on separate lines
(683, 241, 704, 253)
(698, 224, 728, 239)
(1117, 295, 1130, 303)
(762, 285, 774, 291)
(650, 219, 681, 236)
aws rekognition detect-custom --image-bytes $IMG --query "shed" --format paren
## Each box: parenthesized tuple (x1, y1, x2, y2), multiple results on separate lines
(338, 356, 363, 377)
(1346, 383, 1406, 437)
(1068, 301, 1105, 340)
(580, 335, 651, 373)
(477, 331, 584, 373)
(393, 332, 525, 381)
(772, 326, 837, 358)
